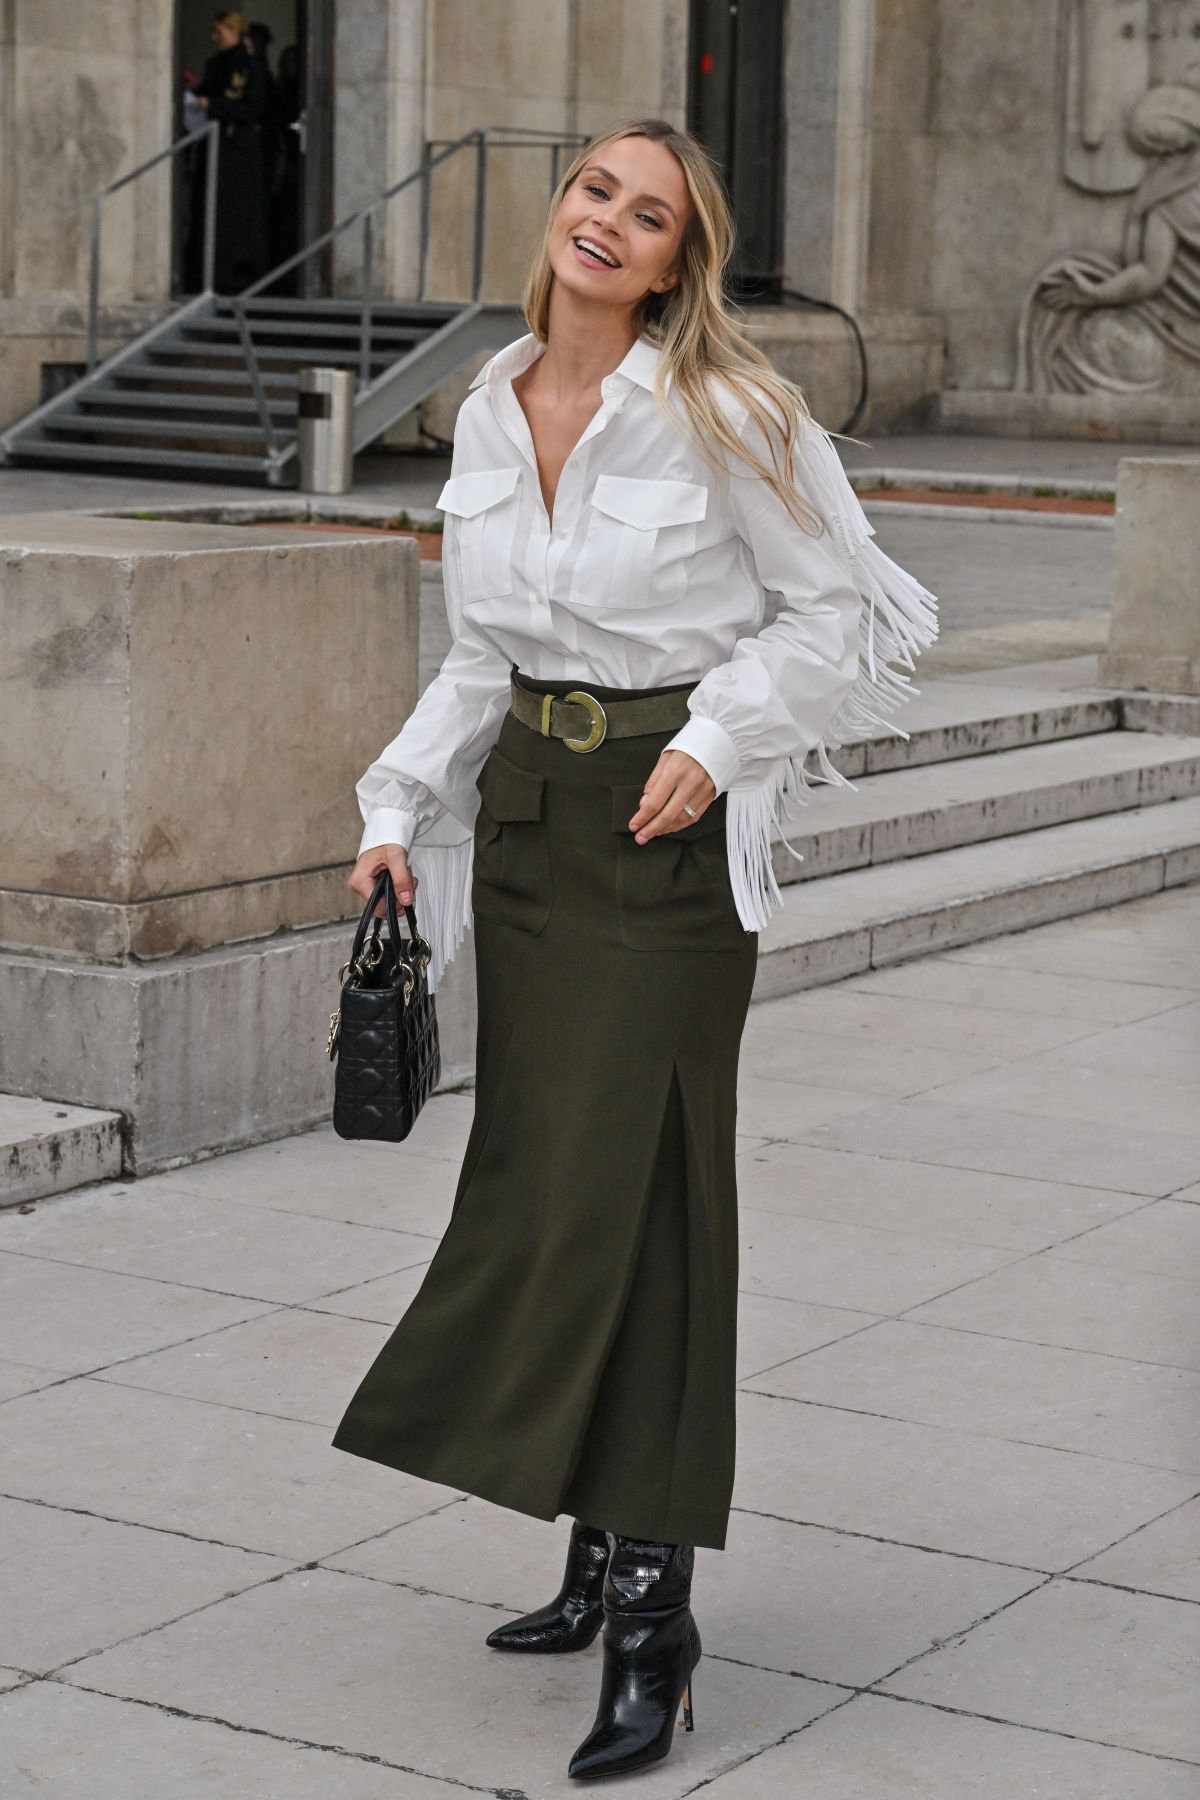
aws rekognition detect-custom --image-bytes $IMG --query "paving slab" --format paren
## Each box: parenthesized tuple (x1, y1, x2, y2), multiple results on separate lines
(0, 1380, 463, 1560)
(797, 1094, 1200, 1197)
(0, 1681, 460, 1800)
(915, 1049, 1200, 1141)
(1072, 1497, 1200, 1603)
(738, 1206, 1019, 1315)
(0, 1252, 265, 1374)
(0, 1358, 64, 1401)
(906, 1250, 1200, 1371)
(0, 1184, 436, 1305)
(0, 1669, 28, 1694)
(1049, 1199, 1200, 1280)
(733, 1292, 879, 1380)
(90, 1307, 391, 1429)
(732, 1390, 1195, 1571)
(739, 1010, 1002, 1094)
(326, 1498, 1037, 1692)
(300, 1260, 434, 1323)
(697, 1690, 1200, 1800)
(149, 1142, 458, 1238)
(740, 1318, 1200, 1473)
(942, 928, 1200, 992)
(0, 1495, 277, 1674)
(749, 980, 1107, 1058)
(724, 1073, 875, 1140)
(878, 1578, 1200, 1762)
(737, 1138, 1144, 1249)
(61, 1565, 841, 1797)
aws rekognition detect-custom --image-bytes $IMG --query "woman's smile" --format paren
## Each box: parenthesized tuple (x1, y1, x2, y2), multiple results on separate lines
(572, 235, 623, 270)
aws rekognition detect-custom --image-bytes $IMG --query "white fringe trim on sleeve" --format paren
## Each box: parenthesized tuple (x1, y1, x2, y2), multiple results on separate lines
(725, 448, 941, 933)
(407, 834, 474, 996)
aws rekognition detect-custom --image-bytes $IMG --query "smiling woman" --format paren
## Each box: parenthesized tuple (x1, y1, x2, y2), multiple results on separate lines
(332, 114, 938, 1782)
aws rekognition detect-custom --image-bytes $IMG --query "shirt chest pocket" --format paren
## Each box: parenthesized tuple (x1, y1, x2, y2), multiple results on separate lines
(568, 475, 708, 610)
(437, 467, 522, 604)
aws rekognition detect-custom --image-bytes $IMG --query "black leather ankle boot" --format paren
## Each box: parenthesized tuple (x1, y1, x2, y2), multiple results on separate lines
(485, 1519, 611, 1653)
(566, 1535, 700, 1780)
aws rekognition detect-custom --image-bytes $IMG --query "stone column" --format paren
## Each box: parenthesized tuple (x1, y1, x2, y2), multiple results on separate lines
(1100, 458, 1200, 695)
(0, 515, 434, 1172)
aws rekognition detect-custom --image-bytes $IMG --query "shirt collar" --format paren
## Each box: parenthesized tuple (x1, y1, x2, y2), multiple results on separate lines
(468, 330, 666, 401)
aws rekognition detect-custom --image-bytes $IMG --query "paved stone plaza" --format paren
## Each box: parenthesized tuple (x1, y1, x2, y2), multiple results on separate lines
(1, 882, 1197, 1796)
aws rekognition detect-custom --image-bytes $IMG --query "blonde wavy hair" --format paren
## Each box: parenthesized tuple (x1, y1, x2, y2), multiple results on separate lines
(522, 115, 828, 537)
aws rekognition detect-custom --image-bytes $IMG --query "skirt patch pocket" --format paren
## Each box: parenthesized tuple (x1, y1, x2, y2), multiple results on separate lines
(609, 783, 746, 953)
(473, 747, 553, 935)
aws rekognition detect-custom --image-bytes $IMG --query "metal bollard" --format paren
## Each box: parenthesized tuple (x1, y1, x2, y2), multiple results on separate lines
(297, 368, 355, 494)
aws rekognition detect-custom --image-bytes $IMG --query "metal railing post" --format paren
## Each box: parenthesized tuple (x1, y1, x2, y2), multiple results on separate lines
(418, 140, 432, 304)
(232, 299, 278, 453)
(359, 209, 375, 389)
(472, 131, 487, 300)
(202, 121, 220, 293)
(86, 196, 103, 374)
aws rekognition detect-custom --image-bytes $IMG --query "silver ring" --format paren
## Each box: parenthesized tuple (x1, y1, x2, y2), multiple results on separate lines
(681, 802, 697, 818)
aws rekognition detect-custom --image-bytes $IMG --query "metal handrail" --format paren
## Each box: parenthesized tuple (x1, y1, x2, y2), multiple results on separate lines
(86, 122, 219, 373)
(231, 124, 588, 422)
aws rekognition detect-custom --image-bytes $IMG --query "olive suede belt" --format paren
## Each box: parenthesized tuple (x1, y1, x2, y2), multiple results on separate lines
(508, 675, 695, 754)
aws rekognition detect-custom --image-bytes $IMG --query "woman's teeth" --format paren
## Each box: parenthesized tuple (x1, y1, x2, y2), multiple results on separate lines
(574, 237, 619, 268)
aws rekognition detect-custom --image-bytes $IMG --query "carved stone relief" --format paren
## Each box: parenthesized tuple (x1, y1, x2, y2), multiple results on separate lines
(1019, 1, 1200, 392)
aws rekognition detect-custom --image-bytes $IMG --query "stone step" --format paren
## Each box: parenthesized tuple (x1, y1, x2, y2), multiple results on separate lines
(836, 679, 1121, 779)
(752, 791, 1200, 1001)
(0, 1094, 123, 1208)
(775, 730, 1200, 884)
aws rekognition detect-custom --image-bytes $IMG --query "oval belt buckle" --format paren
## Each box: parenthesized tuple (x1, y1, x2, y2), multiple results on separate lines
(562, 689, 607, 753)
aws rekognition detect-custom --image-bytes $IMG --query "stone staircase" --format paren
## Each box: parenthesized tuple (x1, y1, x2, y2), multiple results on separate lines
(751, 669, 1200, 999)
(4, 663, 1199, 1207)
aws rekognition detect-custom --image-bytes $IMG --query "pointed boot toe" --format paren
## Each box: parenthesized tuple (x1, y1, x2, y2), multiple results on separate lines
(485, 1520, 610, 1654)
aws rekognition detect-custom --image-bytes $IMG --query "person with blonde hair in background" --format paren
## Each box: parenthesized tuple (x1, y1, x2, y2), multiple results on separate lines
(186, 9, 269, 291)
(333, 116, 938, 1780)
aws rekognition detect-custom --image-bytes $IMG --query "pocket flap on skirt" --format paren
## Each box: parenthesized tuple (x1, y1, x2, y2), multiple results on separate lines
(476, 749, 547, 821)
(610, 782, 726, 837)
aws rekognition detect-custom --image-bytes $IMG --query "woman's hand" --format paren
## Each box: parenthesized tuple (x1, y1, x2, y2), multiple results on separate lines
(627, 750, 717, 843)
(347, 845, 418, 917)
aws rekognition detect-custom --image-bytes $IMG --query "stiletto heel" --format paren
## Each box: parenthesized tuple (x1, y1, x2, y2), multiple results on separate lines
(681, 1677, 694, 1731)
(486, 1519, 611, 1653)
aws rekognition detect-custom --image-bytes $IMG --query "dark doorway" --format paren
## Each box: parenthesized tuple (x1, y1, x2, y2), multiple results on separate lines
(687, 0, 786, 301)
(172, 0, 334, 295)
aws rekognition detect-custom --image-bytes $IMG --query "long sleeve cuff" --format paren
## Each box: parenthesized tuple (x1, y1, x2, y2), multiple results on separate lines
(357, 807, 420, 858)
(662, 713, 742, 797)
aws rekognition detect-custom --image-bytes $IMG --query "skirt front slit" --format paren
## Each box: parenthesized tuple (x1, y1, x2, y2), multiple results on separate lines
(331, 670, 759, 1551)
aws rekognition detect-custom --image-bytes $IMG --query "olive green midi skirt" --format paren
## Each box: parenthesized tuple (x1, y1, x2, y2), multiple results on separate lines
(331, 669, 759, 1551)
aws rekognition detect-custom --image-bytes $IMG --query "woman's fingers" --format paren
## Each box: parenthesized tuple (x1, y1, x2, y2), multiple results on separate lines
(628, 751, 716, 842)
(346, 846, 418, 916)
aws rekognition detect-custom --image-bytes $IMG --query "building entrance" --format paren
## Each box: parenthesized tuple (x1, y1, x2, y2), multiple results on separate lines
(173, 0, 333, 295)
(687, 0, 786, 300)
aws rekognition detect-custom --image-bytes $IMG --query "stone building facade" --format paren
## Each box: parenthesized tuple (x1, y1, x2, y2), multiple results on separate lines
(3, 0, 1199, 443)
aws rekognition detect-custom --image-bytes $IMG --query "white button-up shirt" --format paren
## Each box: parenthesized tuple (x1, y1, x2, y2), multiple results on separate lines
(355, 330, 939, 988)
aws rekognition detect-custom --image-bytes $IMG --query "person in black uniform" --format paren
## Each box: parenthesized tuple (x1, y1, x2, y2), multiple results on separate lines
(187, 10, 271, 293)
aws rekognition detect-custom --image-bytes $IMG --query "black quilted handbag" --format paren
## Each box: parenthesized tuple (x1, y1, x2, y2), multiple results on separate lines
(327, 868, 441, 1141)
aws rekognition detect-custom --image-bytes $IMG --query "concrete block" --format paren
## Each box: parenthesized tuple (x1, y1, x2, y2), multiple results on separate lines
(0, 513, 419, 959)
(0, 1093, 122, 1206)
(1101, 458, 1200, 695)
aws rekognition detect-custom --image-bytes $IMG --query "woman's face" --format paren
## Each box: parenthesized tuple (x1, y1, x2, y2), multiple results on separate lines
(549, 136, 691, 313)
(211, 19, 241, 49)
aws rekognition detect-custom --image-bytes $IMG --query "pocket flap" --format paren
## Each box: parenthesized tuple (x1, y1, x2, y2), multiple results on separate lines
(476, 749, 546, 821)
(437, 467, 521, 518)
(590, 475, 709, 531)
(610, 782, 725, 837)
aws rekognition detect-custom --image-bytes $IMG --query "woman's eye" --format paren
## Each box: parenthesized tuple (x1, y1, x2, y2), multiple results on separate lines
(582, 183, 661, 229)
